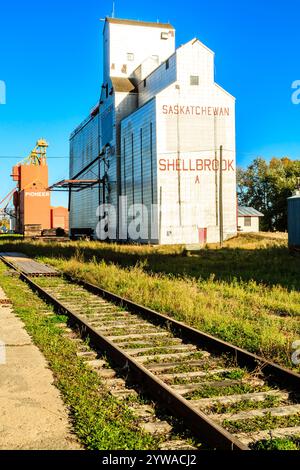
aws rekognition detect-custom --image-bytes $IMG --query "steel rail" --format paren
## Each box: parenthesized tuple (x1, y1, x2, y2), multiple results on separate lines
(0, 256, 248, 450)
(69, 276, 300, 390)
(2, 255, 300, 450)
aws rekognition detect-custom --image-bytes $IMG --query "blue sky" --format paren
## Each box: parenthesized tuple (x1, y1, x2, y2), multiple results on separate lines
(0, 0, 299, 207)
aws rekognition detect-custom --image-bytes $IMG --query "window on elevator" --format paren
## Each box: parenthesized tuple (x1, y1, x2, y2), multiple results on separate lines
(190, 75, 199, 86)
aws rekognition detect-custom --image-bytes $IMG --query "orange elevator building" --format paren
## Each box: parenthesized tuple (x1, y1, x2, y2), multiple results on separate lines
(12, 162, 51, 233)
(12, 140, 69, 235)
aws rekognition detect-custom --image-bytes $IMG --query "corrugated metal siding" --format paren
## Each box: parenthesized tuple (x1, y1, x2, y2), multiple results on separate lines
(101, 106, 114, 144)
(238, 207, 264, 217)
(100, 98, 119, 213)
(70, 23, 237, 245)
(69, 114, 100, 233)
(155, 41, 236, 245)
(137, 54, 177, 107)
(121, 99, 158, 242)
(177, 40, 214, 86)
(115, 92, 138, 156)
(288, 196, 300, 248)
(105, 22, 175, 81)
(70, 92, 138, 240)
(70, 115, 99, 177)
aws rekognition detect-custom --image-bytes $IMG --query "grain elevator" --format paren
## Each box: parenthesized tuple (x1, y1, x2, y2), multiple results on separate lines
(12, 139, 69, 236)
(69, 17, 237, 244)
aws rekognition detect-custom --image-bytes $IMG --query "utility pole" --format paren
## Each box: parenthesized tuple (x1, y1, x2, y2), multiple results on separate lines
(176, 85, 182, 227)
(214, 115, 218, 226)
(219, 145, 224, 248)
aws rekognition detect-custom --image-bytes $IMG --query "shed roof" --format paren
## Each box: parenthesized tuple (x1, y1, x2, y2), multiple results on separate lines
(106, 17, 175, 30)
(111, 77, 136, 93)
(238, 207, 264, 217)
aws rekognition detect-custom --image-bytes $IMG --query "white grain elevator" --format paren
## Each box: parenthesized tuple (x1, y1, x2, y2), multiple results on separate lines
(69, 17, 237, 244)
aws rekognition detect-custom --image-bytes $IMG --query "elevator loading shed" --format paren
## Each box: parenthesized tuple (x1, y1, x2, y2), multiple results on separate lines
(69, 17, 237, 245)
(238, 207, 264, 233)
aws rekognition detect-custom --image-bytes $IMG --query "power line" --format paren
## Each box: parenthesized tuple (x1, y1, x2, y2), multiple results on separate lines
(0, 156, 70, 160)
(0, 149, 284, 163)
(0, 149, 238, 160)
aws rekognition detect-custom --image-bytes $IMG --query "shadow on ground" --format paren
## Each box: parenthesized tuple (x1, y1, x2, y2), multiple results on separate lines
(0, 238, 298, 291)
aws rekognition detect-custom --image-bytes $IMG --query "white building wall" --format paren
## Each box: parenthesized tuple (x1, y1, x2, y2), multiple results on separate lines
(176, 39, 215, 86)
(238, 217, 260, 233)
(132, 56, 160, 83)
(71, 19, 237, 246)
(121, 99, 158, 242)
(137, 54, 177, 107)
(155, 40, 236, 244)
(103, 20, 175, 82)
(115, 92, 139, 158)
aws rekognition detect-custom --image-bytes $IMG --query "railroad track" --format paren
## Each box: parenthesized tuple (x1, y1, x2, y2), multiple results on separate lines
(2, 255, 300, 451)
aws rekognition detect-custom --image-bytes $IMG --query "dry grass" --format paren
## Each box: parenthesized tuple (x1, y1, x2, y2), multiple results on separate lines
(207, 232, 288, 250)
(0, 233, 299, 370)
(41, 256, 298, 369)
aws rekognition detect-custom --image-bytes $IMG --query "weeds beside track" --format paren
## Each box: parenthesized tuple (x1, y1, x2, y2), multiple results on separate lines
(2, 255, 300, 451)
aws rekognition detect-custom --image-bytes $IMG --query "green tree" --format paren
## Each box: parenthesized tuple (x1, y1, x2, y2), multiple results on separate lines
(238, 157, 300, 231)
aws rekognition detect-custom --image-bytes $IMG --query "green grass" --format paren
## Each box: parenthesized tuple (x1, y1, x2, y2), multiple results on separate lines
(1, 234, 299, 451)
(0, 234, 23, 240)
(185, 383, 269, 401)
(208, 395, 285, 415)
(0, 263, 160, 450)
(224, 413, 300, 434)
(252, 438, 300, 451)
(45, 259, 300, 369)
(0, 233, 299, 370)
(171, 369, 247, 386)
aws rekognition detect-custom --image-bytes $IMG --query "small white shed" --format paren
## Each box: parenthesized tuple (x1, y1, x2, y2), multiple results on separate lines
(238, 207, 264, 233)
